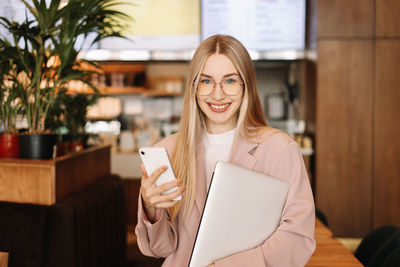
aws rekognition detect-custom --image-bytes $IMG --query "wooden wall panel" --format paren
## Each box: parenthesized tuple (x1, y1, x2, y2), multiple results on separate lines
(376, 0, 400, 37)
(373, 41, 400, 228)
(317, 0, 374, 38)
(316, 40, 374, 237)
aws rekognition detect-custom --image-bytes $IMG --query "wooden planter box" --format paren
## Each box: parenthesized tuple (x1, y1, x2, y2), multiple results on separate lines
(0, 145, 111, 205)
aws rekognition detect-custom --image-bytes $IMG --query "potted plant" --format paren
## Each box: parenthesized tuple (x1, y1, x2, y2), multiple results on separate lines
(0, 38, 22, 158)
(0, 0, 130, 159)
(47, 93, 100, 154)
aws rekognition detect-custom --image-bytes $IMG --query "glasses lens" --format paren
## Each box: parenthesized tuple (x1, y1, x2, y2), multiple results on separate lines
(198, 78, 214, 95)
(222, 78, 242, 95)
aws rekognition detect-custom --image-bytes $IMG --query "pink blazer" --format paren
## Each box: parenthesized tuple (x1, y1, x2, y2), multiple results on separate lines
(135, 130, 316, 267)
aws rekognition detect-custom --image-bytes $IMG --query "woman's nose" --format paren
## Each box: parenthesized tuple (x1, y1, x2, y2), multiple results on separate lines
(210, 83, 225, 99)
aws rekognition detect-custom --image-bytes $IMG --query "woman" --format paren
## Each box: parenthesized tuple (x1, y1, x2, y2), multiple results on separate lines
(135, 35, 316, 266)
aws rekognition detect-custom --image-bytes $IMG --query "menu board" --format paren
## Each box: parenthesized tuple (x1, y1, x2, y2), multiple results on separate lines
(100, 0, 200, 50)
(201, 0, 306, 51)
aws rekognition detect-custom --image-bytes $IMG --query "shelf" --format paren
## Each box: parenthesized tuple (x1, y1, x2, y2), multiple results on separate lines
(100, 86, 145, 95)
(142, 89, 183, 97)
(100, 86, 182, 96)
(69, 86, 183, 97)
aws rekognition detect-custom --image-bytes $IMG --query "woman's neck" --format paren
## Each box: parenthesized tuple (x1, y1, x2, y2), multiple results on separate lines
(206, 120, 237, 134)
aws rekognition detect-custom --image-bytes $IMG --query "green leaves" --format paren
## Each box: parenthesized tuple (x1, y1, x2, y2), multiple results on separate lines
(0, 0, 131, 133)
(0, 39, 22, 134)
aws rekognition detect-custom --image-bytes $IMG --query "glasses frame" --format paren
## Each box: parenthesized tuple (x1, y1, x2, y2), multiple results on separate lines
(196, 75, 244, 96)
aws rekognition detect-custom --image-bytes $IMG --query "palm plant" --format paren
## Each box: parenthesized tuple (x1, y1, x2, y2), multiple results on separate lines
(46, 93, 99, 138)
(0, 0, 130, 134)
(0, 38, 22, 134)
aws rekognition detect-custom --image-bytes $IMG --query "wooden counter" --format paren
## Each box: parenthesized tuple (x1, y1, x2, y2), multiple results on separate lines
(307, 219, 362, 266)
(0, 145, 110, 205)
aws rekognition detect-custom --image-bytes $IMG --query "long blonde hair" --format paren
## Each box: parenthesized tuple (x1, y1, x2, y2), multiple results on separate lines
(170, 35, 271, 218)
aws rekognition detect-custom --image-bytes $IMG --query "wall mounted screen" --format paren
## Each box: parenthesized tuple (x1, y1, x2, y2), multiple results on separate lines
(201, 0, 306, 51)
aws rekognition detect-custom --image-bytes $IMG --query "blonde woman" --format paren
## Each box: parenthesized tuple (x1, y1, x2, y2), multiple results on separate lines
(135, 35, 316, 266)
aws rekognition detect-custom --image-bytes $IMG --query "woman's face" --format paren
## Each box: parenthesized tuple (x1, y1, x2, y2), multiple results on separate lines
(196, 53, 244, 134)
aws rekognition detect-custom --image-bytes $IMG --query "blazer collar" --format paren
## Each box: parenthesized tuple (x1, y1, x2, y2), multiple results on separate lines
(230, 133, 258, 169)
(194, 132, 258, 213)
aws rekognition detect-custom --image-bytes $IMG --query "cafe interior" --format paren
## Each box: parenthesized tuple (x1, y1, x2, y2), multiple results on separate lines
(0, 0, 399, 266)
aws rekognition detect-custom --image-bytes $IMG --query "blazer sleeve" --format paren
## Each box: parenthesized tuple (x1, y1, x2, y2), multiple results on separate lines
(135, 192, 178, 258)
(215, 141, 316, 267)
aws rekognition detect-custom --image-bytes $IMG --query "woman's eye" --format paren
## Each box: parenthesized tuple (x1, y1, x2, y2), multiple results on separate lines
(225, 78, 236, 84)
(200, 79, 212, 84)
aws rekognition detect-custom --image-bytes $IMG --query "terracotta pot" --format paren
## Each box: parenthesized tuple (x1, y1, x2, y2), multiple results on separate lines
(56, 142, 70, 157)
(0, 134, 20, 158)
(69, 140, 84, 153)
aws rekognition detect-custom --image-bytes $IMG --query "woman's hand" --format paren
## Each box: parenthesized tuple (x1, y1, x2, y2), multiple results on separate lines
(207, 264, 215, 267)
(140, 163, 185, 222)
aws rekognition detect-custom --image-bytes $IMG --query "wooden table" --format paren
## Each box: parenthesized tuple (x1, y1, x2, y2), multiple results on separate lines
(306, 219, 362, 266)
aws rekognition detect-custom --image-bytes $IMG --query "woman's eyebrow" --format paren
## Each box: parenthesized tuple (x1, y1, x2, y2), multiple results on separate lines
(200, 73, 239, 78)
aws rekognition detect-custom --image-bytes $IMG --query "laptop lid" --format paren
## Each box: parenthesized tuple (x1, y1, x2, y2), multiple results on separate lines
(188, 161, 289, 267)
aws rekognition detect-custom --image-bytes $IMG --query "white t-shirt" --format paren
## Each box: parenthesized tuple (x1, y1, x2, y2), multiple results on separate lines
(203, 128, 236, 190)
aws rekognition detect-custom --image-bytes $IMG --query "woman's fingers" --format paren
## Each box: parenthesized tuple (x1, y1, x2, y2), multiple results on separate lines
(154, 200, 179, 209)
(141, 164, 180, 195)
(140, 163, 186, 209)
(146, 184, 186, 207)
(140, 163, 148, 178)
(142, 165, 168, 186)
(153, 178, 182, 195)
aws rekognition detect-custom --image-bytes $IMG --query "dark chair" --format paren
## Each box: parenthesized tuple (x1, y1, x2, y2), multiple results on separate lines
(0, 175, 126, 267)
(44, 175, 126, 267)
(354, 225, 400, 267)
(0, 202, 47, 267)
(379, 246, 400, 267)
(367, 229, 400, 267)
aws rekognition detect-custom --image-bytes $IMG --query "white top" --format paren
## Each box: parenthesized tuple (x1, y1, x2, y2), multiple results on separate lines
(203, 128, 236, 190)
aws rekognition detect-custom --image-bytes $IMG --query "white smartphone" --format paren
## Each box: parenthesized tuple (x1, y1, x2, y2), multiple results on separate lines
(139, 147, 182, 201)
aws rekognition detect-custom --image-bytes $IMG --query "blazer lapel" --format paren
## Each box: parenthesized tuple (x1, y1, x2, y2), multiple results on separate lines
(229, 133, 258, 170)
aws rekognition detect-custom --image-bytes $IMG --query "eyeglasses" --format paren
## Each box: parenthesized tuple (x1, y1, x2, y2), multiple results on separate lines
(197, 75, 243, 96)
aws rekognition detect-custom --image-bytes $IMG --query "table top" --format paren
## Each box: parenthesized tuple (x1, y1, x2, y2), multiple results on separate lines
(306, 219, 362, 266)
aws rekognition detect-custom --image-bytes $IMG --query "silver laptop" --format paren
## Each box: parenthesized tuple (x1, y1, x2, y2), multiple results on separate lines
(188, 161, 289, 267)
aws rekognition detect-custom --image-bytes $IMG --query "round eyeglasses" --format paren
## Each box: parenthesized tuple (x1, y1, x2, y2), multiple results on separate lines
(197, 76, 243, 96)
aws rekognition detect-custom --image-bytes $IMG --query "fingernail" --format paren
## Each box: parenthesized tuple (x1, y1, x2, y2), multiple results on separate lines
(162, 166, 167, 170)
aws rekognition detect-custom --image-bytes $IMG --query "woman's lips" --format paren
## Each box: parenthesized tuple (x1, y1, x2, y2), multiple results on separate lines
(208, 103, 230, 112)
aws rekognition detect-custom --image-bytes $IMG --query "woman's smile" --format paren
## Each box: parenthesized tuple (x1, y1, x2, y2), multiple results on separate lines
(208, 102, 231, 112)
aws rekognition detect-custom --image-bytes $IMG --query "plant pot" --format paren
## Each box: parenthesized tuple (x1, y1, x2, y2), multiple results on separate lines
(19, 134, 57, 159)
(0, 134, 20, 158)
(69, 140, 84, 153)
(63, 133, 89, 149)
(56, 142, 70, 157)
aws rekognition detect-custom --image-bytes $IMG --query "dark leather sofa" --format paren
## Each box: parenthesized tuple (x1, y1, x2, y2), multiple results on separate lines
(0, 175, 126, 267)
